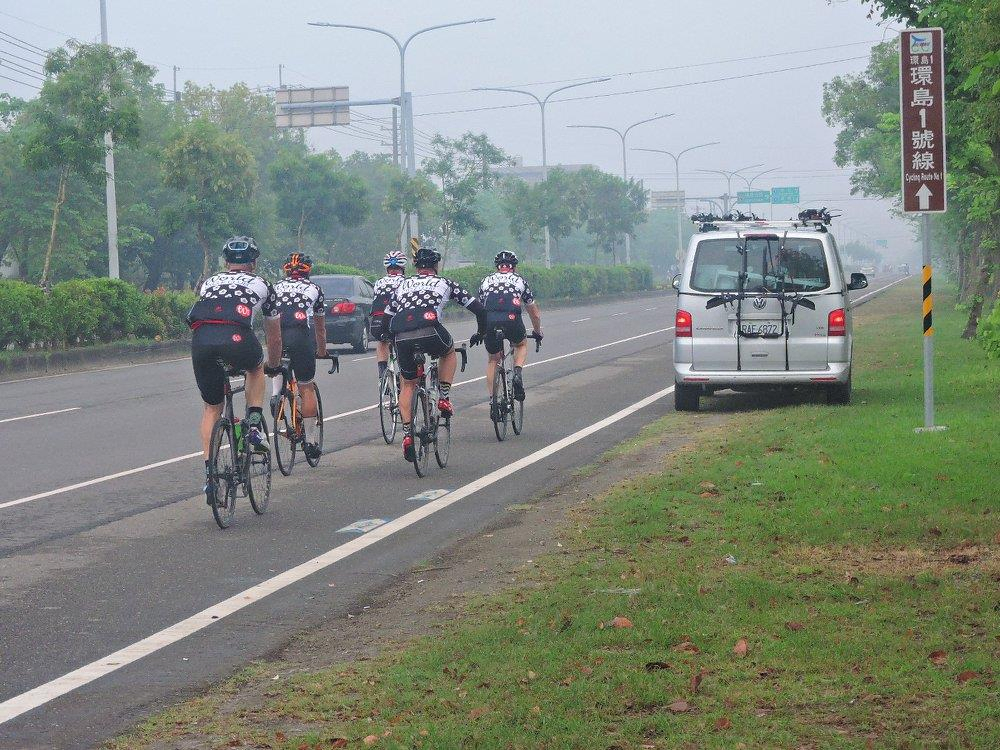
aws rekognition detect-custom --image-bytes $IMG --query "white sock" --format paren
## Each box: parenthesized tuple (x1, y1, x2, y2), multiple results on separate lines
(271, 376, 282, 397)
(305, 417, 319, 443)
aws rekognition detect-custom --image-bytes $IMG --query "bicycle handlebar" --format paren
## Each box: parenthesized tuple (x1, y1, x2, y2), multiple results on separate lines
(527, 332, 542, 352)
(456, 344, 468, 373)
(318, 348, 340, 374)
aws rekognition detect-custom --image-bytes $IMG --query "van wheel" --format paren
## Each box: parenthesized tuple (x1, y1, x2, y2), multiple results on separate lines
(674, 383, 700, 412)
(826, 375, 851, 405)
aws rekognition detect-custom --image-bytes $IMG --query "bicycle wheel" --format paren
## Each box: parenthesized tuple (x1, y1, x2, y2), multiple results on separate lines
(491, 367, 509, 442)
(412, 389, 431, 478)
(379, 370, 397, 444)
(305, 386, 324, 468)
(247, 421, 271, 514)
(208, 418, 237, 529)
(272, 393, 297, 476)
(434, 413, 451, 468)
(511, 381, 524, 435)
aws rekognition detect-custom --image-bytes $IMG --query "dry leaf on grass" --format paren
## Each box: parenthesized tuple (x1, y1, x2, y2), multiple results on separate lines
(715, 717, 733, 730)
(645, 661, 671, 672)
(667, 699, 691, 713)
(580, 665, 593, 676)
(328, 741, 348, 749)
(530, 705, 541, 715)
(785, 622, 805, 631)
(928, 650, 948, 666)
(363, 736, 379, 746)
(275, 732, 287, 742)
(673, 639, 700, 654)
(733, 638, 749, 657)
(468, 707, 489, 720)
(956, 670, 977, 684)
(690, 668, 708, 693)
(610, 616, 633, 628)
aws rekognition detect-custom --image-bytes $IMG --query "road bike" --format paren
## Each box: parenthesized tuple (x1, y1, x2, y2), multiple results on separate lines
(410, 344, 467, 478)
(272, 349, 339, 476)
(490, 331, 541, 441)
(378, 342, 401, 444)
(206, 367, 272, 529)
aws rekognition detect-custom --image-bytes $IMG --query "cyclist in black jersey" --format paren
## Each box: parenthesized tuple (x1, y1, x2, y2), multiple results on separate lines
(371, 250, 407, 379)
(384, 246, 486, 463)
(475, 251, 543, 403)
(271, 252, 327, 460)
(187, 237, 283, 504)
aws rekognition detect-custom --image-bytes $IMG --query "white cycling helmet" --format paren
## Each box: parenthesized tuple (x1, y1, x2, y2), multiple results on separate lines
(384, 250, 407, 269)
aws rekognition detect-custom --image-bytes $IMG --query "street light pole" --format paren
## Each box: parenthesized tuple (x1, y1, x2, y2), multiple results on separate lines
(632, 142, 719, 263)
(310, 18, 495, 248)
(99, 0, 119, 279)
(473, 77, 609, 268)
(568, 114, 674, 264)
(695, 164, 762, 214)
(735, 166, 782, 216)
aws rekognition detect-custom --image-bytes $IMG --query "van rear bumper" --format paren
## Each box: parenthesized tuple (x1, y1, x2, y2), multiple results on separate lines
(674, 362, 850, 386)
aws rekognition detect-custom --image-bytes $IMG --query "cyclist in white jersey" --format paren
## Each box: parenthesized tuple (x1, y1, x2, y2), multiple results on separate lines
(370, 250, 407, 380)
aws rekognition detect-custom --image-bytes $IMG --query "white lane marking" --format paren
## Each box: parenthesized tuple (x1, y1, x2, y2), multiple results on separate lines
(407, 489, 450, 503)
(0, 407, 81, 425)
(1, 326, 675, 511)
(0, 452, 203, 511)
(0, 385, 674, 725)
(0, 357, 190, 386)
(644, 307, 658, 311)
(611, 312, 628, 317)
(850, 275, 911, 306)
(336, 518, 390, 534)
(571, 317, 591, 323)
(350, 355, 376, 362)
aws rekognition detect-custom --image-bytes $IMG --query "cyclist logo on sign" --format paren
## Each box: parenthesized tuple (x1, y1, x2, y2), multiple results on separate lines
(909, 34, 933, 54)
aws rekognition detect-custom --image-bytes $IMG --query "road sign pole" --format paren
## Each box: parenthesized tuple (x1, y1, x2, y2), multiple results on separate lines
(918, 213, 945, 432)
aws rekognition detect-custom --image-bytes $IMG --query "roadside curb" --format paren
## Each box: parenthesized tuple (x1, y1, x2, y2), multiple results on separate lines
(0, 339, 190, 382)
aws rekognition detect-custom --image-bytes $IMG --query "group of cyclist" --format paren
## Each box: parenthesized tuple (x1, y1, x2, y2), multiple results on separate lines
(186, 236, 543, 505)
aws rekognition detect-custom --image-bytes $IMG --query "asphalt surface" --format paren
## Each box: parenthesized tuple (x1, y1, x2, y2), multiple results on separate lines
(0, 279, 905, 749)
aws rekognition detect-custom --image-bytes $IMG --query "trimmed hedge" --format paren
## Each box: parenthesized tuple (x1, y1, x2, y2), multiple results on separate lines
(447, 263, 654, 300)
(0, 278, 196, 351)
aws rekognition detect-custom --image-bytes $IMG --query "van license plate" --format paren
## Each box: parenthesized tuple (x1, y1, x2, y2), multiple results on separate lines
(739, 322, 780, 337)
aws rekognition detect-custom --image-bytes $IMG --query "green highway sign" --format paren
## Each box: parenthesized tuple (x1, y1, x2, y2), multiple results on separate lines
(737, 190, 771, 204)
(770, 186, 800, 204)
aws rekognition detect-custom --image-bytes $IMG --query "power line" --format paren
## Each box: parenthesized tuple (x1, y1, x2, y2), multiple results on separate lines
(0, 58, 45, 81)
(417, 55, 870, 117)
(0, 10, 74, 40)
(0, 30, 48, 57)
(0, 71, 40, 89)
(416, 39, 881, 99)
(0, 45, 44, 71)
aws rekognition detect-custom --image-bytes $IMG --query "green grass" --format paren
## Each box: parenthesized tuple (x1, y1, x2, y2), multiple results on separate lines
(111, 282, 999, 749)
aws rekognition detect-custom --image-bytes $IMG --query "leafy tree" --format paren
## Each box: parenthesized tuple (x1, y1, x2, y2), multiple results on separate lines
(383, 170, 440, 247)
(422, 132, 512, 267)
(161, 118, 257, 281)
(268, 148, 368, 251)
(575, 167, 648, 264)
(17, 43, 154, 286)
(502, 169, 585, 260)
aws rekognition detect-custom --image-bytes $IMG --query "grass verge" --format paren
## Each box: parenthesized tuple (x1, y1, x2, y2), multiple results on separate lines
(112, 281, 998, 749)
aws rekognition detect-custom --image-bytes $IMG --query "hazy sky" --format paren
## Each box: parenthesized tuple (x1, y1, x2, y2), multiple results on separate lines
(0, 1, 915, 250)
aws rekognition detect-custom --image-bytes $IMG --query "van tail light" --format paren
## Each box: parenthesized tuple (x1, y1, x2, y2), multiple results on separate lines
(331, 301, 357, 314)
(828, 308, 846, 336)
(675, 309, 693, 337)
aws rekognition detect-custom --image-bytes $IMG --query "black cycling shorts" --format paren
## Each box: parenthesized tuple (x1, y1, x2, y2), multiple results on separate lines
(395, 324, 453, 380)
(282, 326, 317, 384)
(191, 324, 263, 405)
(368, 314, 390, 341)
(484, 312, 526, 355)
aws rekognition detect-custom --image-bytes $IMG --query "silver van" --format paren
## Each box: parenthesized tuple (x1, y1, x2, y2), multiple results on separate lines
(672, 214, 868, 411)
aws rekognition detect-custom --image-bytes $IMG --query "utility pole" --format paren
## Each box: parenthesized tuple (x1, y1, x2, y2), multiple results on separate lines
(278, 63, 283, 88)
(474, 78, 609, 268)
(696, 164, 762, 214)
(568, 114, 674, 264)
(99, 0, 119, 279)
(391, 107, 399, 167)
(172, 65, 180, 103)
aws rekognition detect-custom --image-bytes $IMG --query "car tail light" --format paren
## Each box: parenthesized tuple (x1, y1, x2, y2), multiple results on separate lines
(675, 309, 692, 337)
(828, 308, 846, 336)
(331, 301, 357, 314)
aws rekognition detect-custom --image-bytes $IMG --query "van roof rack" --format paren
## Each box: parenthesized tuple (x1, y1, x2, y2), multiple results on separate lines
(690, 207, 840, 233)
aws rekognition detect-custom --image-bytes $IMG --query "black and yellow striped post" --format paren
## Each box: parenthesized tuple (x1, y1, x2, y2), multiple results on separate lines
(917, 214, 945, 432)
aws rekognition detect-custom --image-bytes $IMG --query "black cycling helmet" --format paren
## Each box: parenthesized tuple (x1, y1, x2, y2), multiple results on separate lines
(494, 250, 518, 268)
(413, 246, 442, 269)
(223, 236, 260, 264)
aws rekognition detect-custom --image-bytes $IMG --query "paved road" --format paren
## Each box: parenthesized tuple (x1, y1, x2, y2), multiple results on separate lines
(0, 279, 906, 748)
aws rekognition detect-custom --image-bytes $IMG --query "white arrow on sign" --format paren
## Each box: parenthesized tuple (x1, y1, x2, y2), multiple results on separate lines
(916, 184, 933, 210)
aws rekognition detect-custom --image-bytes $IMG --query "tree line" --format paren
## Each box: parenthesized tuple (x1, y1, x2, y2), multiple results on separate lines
(823, 0, 1000, 350)
(0, 41, 678, 293)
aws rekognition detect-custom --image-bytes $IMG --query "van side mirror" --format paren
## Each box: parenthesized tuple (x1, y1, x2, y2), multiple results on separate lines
(848, 272, 868, 291)
(671, 274, 681, 291)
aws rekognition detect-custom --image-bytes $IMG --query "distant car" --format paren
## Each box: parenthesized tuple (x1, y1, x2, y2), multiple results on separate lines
(899, 263, 911, 275)
(860, 265, 876, 278)
(312, 274, 374, 353)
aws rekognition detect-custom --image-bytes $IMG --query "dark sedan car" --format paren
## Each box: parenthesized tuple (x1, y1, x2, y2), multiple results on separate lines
(312, 274, 374, 353)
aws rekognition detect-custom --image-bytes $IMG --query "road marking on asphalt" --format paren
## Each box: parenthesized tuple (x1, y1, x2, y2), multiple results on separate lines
(350, 355, 376, 362)
(0, 326, 674, 511)
(0, 407, 81, 425)
(571, 317, 591, 323)
(336, 518, 390, 534)
(0, 384, 674, 726)
(407, 489, 450, 503)
(644, 307, 658, 311)
(611, 312, 628, 317)
(850, 275, 911, 306)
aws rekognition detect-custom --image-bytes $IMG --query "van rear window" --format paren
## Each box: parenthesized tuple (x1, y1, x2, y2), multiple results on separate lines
(690, 237, 830, 293)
